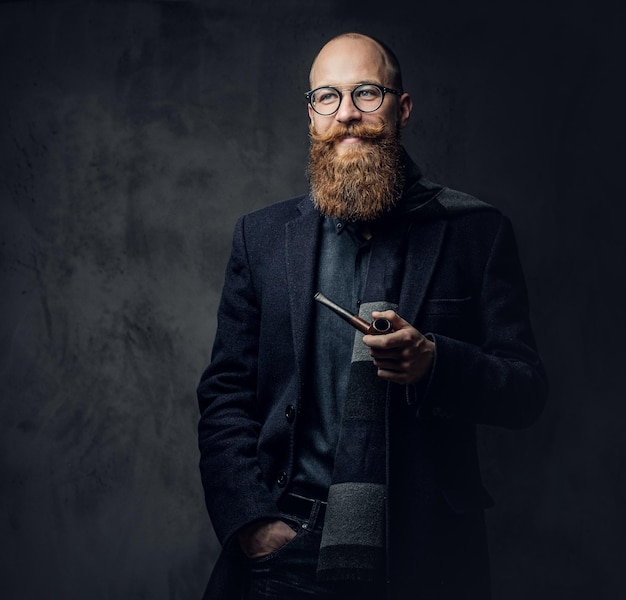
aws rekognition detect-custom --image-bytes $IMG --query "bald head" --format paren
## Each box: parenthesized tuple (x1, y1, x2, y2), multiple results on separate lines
(309, 33, 403, 92)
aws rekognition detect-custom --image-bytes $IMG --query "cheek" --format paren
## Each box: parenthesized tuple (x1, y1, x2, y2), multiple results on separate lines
(311, 115, 332, 134)
(373, 101, 400, 128)
(379, 108, 399, 129)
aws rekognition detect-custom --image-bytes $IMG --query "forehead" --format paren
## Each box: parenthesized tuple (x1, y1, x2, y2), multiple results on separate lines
(310, 37, 390, 89)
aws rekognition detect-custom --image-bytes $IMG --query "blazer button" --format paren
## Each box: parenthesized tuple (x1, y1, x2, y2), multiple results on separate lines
(277, 471, 288, 487)
(285, 404, 296, 423)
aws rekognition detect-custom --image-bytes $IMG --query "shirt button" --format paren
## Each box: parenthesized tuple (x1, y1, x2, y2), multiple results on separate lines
(277, 471, 288, 487)
(285, 404, 295, 423)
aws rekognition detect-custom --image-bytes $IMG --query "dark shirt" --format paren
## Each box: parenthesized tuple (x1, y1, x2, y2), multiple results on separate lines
(291, 215, 371, 499)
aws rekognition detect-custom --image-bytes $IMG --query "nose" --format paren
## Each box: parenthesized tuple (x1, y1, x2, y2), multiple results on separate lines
(335, 91, 362, 123)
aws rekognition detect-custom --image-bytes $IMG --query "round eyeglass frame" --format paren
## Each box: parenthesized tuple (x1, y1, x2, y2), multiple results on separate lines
(305, 83, 401, 116)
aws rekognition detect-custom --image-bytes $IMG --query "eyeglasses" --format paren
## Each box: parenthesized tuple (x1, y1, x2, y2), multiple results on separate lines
(305, 83, 401, 116)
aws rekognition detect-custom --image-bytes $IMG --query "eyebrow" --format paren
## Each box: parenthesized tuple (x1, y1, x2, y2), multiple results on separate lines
(314, 81, 384, 89)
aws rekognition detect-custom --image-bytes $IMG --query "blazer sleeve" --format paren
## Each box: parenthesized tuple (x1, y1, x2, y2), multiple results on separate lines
(417, 215, 548, 428)
(197, 215, 282, 548)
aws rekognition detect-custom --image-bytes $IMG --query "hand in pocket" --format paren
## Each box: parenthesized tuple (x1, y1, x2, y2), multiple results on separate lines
(238, 520, 297, 559)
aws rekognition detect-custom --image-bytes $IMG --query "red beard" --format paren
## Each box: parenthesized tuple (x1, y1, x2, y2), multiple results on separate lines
(307, 121, 405, 221)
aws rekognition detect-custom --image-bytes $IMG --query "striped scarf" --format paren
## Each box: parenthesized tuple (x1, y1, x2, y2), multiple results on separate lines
(317, 222, 407, 583)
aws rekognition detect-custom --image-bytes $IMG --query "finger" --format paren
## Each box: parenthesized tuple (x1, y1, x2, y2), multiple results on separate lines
(364, 325, 417, 350)
(373, 360, 404, 373)
(371, 310, 412, 330)
(372, 354, 411, 372)
(375, 366, 411, 384)
(369, 347, 404, 361)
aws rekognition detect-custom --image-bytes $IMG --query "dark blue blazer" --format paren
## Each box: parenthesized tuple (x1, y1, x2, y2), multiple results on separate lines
(197, 180, 547, 597)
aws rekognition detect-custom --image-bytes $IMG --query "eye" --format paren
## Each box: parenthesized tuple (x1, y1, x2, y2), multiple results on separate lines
(314, 88, 340, 105)
(355, 85, 382, 101)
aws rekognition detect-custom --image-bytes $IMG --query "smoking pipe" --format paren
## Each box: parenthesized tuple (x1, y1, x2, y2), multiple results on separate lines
(314, 292, 393, 335)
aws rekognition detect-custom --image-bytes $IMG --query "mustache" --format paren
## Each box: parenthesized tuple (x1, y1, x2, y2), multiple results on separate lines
(309, 121, 387, 144)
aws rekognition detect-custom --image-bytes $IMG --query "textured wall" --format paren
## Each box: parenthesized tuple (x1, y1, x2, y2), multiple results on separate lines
(1, 1, 625, 599)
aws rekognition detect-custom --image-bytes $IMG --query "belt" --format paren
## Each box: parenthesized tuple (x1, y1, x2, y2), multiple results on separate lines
(278, 493, 327, 521)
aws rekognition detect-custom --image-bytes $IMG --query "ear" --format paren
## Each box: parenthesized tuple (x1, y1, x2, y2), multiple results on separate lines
(397, 93, 413, 129)
(307, 104, 315, 125)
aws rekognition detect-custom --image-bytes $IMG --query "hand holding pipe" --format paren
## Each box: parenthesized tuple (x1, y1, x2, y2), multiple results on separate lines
(314, 292, 393, 335)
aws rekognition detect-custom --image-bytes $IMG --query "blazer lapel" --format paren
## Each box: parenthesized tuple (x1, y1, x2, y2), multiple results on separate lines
(398, 218, 448, 326)
(285, 196, 322, 380)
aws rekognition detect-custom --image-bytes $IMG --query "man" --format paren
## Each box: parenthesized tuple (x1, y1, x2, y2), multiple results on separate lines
(197, 32, 547, 600)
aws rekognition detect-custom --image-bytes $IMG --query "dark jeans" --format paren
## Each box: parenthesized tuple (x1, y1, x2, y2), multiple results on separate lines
(243, 496, 386, 600)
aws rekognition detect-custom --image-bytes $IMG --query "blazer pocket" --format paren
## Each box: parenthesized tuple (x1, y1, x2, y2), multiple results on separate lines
(423, 296, 473, 316)
(420, 297, 476, 341)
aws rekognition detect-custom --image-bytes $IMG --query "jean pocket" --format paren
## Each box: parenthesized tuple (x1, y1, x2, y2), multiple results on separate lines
(247, 519, 307, 565)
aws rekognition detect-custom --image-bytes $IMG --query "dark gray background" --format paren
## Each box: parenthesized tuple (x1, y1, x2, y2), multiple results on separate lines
(1, 1, 625, 599)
